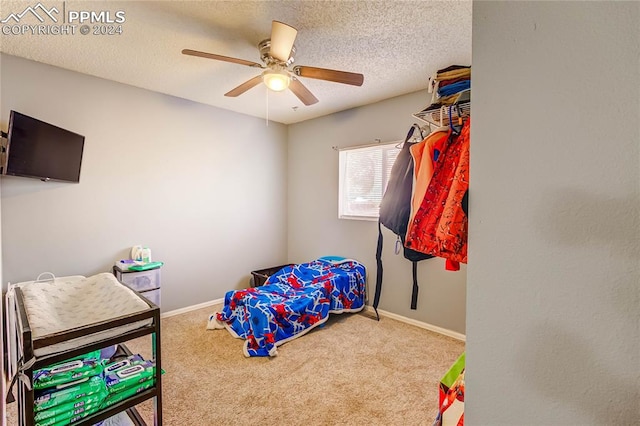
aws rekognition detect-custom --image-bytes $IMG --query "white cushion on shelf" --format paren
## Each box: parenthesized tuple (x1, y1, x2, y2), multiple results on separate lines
(16, 273, 153, 357)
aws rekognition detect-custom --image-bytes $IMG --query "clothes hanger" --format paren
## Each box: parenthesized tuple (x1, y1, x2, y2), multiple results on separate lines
(396, 123, 426, 148)
(449, 105, 466, 135)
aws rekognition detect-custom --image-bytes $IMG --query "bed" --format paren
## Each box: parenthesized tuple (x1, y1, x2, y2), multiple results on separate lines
(5, 272, 162, 425)
(207, 258, 366, 357)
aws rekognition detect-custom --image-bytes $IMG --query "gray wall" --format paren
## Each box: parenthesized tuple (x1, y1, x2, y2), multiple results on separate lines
(0, 54, 289, 312)
(288, 91, 467, 334)
(467, 2, 640, 424)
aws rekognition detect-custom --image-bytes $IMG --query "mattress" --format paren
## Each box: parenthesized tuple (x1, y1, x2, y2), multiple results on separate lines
(16, 273, 152, 357)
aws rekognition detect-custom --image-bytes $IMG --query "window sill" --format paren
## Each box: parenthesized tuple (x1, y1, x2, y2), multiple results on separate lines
(339, 215, 379, 222)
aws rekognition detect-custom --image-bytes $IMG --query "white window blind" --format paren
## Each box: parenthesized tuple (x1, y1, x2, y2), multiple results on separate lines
(338, 142, 400, 220)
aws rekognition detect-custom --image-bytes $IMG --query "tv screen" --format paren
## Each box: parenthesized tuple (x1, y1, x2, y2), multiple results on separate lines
(3, 111, 85, 183)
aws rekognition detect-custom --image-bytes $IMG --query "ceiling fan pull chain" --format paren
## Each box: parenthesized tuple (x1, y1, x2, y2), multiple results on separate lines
(265, 88, 269, 126)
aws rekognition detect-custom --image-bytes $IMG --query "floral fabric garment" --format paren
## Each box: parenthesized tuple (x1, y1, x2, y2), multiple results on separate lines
(213, 260, 366, 357)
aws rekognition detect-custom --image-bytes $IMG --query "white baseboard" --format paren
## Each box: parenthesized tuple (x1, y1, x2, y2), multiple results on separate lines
(161, 298, 223, 319)
(161, 299, 466, 342)
(363, 306, 466, 342)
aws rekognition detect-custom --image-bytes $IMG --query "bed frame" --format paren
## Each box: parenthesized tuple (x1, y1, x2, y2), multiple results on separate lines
(8, 284, 163, 426)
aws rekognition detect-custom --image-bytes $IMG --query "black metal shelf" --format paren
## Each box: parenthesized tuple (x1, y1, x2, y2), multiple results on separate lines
(9, 281, 163, 426)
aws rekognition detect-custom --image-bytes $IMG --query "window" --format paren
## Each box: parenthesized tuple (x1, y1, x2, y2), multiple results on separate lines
(338, 142, 399, 220)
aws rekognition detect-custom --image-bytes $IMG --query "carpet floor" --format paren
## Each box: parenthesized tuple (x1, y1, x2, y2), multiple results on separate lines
(5, 305, 464, 425)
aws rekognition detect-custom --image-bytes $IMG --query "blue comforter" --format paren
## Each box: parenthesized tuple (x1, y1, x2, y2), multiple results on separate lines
(212, 259, 366, 357)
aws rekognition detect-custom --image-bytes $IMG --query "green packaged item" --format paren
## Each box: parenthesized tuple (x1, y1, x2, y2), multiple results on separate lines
(35, 376, 106, 412)
(60, 403, 101, 426)
(128, 261, 163, 271)
(105, 360, 155, 394)
(100, 378, 155, 409)
(103, 354, 145, 376)
(34, 354, 104, 390)
(61, 350, 102, 364)
(35, 402, 100, 426)
(34, 390, 106, 422)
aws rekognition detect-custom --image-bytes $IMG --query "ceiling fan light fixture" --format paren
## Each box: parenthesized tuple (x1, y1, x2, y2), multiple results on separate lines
(183, 20, 364, 105)
(262, 69, 290, 92)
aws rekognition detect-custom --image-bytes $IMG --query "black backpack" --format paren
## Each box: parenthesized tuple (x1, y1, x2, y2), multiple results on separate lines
(373, 124, 434, 319)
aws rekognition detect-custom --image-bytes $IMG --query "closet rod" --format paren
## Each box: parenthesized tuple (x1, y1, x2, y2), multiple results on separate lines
(332, 139, 403, 151)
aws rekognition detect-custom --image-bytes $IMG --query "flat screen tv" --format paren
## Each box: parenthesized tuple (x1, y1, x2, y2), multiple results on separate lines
(3, 111, 85, 183)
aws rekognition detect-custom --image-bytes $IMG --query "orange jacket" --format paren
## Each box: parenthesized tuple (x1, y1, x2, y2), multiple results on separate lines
(407, 130, 449, 229)
(405, 119, 470, 263)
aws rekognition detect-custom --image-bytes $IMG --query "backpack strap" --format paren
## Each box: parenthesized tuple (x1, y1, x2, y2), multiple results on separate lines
(411, 261, 419, 309)
(372, 219, 383, 321)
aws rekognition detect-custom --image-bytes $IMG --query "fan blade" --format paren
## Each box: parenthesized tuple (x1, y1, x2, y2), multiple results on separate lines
(289, 77, 319, 106)
(224, 75, 263, 97)
(182, 49, 263, 68)
(269, 21, 297, 62)
(294, 66, 364, 86)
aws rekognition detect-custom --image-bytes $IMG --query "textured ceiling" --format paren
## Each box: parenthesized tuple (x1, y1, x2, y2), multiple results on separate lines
(0, 1, 472, 124)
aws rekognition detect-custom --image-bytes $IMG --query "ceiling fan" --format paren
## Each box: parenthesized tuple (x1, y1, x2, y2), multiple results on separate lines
(182, 21, 364, 106)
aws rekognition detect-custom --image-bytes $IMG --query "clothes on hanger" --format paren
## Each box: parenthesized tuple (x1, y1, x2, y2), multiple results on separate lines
(405, 118, 470, 264)
(373, 124, 437, 316)
(372, 64, 471, 315)
(407, 129, 450, 228)
(405, 64, 471, 269)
